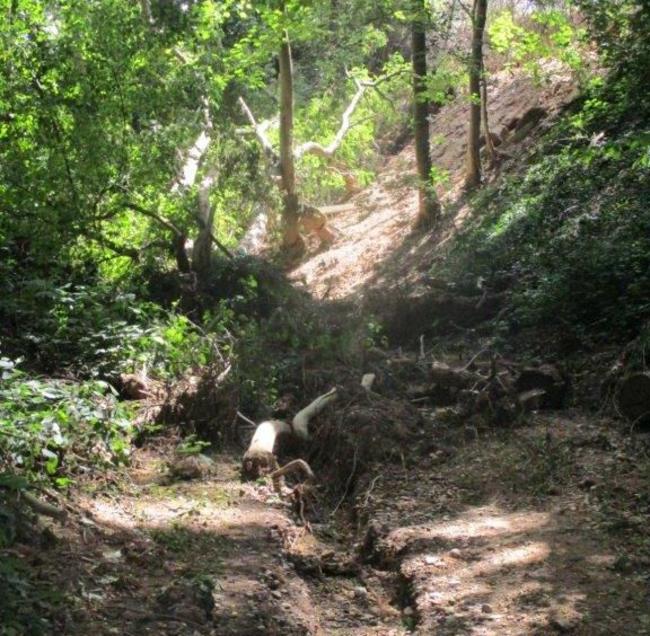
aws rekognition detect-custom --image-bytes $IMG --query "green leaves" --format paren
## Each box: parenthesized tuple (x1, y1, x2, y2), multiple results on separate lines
(488, 9, 587, 81)
(0, 361, 136, 485)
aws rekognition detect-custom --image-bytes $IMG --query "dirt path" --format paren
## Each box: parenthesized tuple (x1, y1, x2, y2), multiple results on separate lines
(360, 413, 650, 635)
(41, 448, 407, 635)
(36, 411, 650, 635)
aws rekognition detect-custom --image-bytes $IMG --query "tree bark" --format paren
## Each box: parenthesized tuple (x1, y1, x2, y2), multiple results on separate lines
(465, 0, 487, 190)
(278, 32, 303, 250)
(191, 167, 217, 277)
(480, 72, 497, 165)
(139, 0, 153, 27)
(412, 1, 441, 228)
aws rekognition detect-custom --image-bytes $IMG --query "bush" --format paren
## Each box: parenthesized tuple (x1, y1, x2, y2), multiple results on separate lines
(441, 77, 650, 344)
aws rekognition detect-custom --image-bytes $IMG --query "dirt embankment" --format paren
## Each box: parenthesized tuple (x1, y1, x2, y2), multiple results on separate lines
(288, 66, 578, 304)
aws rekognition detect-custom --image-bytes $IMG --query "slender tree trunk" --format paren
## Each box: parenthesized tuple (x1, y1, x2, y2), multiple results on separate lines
(192, 169, 217, 277)
(480, 72, 497, 165)
(465, 0, 488, 190)
(278, 32, 303, 250)
(412, 2, 441, 228)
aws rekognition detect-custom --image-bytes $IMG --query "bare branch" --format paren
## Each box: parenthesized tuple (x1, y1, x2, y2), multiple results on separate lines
(238, 97, 279, 163)
(171, 99, 213, 193)
(294, 70, 406, 160)
(294, 80, 368, 159)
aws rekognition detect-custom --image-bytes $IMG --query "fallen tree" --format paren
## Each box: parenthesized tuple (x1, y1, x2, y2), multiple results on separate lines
(241, 388, 338, 479)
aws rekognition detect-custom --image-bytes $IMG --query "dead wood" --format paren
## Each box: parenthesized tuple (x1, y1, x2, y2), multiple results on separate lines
(515, 364, 568, 409)
(241, 389, 337, 480)
(430, 361, 484, 389)
(20, 491, 67, 522)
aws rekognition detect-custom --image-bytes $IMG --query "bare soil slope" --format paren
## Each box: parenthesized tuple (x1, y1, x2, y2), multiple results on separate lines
(289, 66, 578, 302)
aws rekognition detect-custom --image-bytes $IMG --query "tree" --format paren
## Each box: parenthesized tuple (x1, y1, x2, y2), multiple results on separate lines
(465, 0, 488, 190)
(411, 0, 441, 228)
(238, 1, 401, 252)
(278, 30, 301, 248)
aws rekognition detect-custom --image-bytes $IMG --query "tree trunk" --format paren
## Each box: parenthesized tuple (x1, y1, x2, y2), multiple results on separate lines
(191, 169, 217, 278)
(139, 0, 153, 27)
(480, 72, 497, 165)
(465, 0, 487, 190)
(278, 32, 303, 250)
(412, 1, 441, 228)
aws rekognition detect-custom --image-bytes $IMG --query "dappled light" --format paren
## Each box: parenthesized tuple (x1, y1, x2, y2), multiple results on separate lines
(2, 0, 649, 634)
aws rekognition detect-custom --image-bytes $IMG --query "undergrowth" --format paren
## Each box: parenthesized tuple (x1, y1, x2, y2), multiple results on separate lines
(441, 75, 650, 347)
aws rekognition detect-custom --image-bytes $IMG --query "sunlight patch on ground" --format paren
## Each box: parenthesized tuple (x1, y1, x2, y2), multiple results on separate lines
(474, 541, 550, 575)
(389, 506, 550, 548)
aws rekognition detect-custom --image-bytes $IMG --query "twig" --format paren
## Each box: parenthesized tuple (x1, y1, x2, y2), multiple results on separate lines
(236, 411, 257, 428)
(462, 348, 489, 371)
(330, 446, 358, 516)
(362, 474, 382, 507)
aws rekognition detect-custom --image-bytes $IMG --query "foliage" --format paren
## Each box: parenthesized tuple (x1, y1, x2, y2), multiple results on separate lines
(0, 274, 220, 379)
(0, 357, 135, 485)
(489, 8, 587, 81)
(441, 73, 650, 344)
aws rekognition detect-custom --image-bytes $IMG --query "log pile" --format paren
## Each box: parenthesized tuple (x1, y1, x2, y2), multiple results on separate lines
(409, 355, 569, 425)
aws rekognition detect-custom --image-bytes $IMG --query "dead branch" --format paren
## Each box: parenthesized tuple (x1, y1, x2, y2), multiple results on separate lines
(292, 387, 338, 439)
(238, 97, 279, 163)
(241, 388, 338, 480)
(430, 361, 484, 388)
(269, 458, 314, 495)
(21, 491, 67, 522)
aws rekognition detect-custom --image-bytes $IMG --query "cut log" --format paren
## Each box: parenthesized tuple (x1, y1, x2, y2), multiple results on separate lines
(515, 364, 568, 409)
(241, 420, 290, 479)
(241, 388, 337, 480)
(616, 373, 650, 424)
(517, 388, 547, 412)
(430, 362, 483, 389)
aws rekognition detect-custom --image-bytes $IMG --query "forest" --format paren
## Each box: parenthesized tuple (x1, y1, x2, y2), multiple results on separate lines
(1, 0, 649, 634)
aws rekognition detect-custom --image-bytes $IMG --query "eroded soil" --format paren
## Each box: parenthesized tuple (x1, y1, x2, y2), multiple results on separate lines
(30, 411, 650, 635)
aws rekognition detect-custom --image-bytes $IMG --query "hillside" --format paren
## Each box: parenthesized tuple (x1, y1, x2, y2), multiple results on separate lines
(2, 3, 650, 635)
(288, 66, 578, 302)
